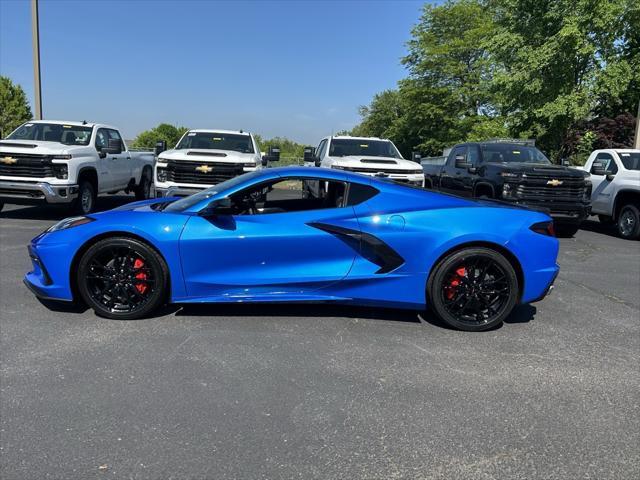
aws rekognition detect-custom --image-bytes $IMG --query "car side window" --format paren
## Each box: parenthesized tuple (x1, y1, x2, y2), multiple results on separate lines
(317, 140, 328, 159)
(95, 129, 108, 150)
(107, 129, 123, 150)
(450, 146, 467, 166)
(346, 183, 379, 206)
(468, 145, 481, 166)
(230, 177, 347, 215)
(592, 153, 618, 175)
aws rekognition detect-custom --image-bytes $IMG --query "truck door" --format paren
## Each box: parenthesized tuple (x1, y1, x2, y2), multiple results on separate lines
(439, 146, 469, 196)
(589, 152, 618, 214)
(107, 129, 131, 190)
(95, 128, 116, 191)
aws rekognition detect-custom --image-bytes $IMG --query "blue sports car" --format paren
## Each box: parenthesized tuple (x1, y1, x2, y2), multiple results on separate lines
(24, 167, 559, 331)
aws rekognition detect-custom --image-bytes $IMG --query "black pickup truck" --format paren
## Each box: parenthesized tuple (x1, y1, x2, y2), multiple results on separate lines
(422, 141, 592, 236)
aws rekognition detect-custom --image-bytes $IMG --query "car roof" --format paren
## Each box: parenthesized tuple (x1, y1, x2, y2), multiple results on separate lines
(24, 120, 118, 130)
(188, 129, 251, 135)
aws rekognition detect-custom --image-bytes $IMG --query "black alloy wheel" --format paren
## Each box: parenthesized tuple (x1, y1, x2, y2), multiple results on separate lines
(428, 247, 518, 331)
(77, 237, 167, 319)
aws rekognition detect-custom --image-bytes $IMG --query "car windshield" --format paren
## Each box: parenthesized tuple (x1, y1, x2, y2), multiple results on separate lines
(329, 139, 401, 158)
(176, 132, 254, 153)
(162, 170, 263, 213)
(617, 151, 640, 170)
(481, 144, 550, 164)
(7, 123, 93, 146)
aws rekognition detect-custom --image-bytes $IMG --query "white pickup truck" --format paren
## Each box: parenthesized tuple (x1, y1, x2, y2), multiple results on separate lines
(0, 120, 154, 214)
(578, 149, 640, 239)
(304, 135, 425, 187)
(154, 129, 278, 197)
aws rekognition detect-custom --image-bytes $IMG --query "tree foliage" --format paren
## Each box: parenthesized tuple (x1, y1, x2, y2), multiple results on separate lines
(352, 0, 639, 160)
(132, 123, 189, 150)
(0, 76, 33, 137)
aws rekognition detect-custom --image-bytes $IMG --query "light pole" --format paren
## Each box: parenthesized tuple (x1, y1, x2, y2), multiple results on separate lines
(31, 0, 42, 119)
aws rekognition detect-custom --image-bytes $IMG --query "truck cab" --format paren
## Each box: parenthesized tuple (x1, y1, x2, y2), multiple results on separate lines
(422, 140, 592, 236)
(0, 120, 154, 214)
(154, 129, 277, 197)
(304, 136, 424, 187)
(578, 149, 640, 239)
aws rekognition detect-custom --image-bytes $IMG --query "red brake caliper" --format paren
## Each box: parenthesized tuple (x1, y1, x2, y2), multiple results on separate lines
(133, 258, 148, 294)
(445, 267, 467, 300)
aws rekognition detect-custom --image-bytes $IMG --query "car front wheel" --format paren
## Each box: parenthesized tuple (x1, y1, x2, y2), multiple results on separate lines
(76, 237, 168, 319)
(427, 247, 519, 331)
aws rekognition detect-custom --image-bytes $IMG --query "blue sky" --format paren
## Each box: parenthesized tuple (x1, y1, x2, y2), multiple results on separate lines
(0, 0, 425, 143)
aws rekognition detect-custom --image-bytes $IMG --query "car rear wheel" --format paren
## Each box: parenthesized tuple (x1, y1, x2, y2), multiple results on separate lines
(427, 247, 519, 331)
(77, 237, 168, 319)
(617, 204, 640, 240)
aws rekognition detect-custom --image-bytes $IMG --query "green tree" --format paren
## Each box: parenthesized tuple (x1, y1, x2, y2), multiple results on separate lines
(0, 76, 32, 137)
(132, 123, 189, 150)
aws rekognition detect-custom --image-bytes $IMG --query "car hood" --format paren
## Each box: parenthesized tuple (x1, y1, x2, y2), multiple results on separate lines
(158, 149, 256, 164)
(487, 162, 588, 178)
(330, 155, 421, 170)
(0, 139, 87, 156)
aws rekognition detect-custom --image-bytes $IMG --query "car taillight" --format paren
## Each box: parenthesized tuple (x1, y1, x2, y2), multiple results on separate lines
(530, 221, 555, 237)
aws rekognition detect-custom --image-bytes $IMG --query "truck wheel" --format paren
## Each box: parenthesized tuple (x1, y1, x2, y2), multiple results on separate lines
(74, 180, 96, 214)
(617, 205, 640, 240)
(135, 172, 151, 200)
(0, 201, 4, 212)
(555, 223, 580, 237)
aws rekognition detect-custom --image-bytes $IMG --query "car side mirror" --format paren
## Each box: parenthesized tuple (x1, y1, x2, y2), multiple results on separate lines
(411, 151, 422, 163)
(606, 172, 615, 181)
(591, 166, 607, 176)
(98, 149, 107, 159)
(468, 166, 478, 174)
(262, 145, 280, 166)
(100, 138, 122, 155)
(155, 140, 167, 156)
(201, 197, 233, 216)
(455, 154, 469, 169)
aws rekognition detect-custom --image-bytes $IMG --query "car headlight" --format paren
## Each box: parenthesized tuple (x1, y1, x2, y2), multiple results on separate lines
(46, 216, 95, 233)
(157, 167, 168, 182)
(52, 163, 68, 179)
(243, 161, 257, 168)
(410, 169, 424, 175)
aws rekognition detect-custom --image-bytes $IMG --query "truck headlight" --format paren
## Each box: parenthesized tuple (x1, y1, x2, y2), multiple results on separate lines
(502, 182, 513, 198)
(52, 164, 68, 179)
(157, 168, 168, 182)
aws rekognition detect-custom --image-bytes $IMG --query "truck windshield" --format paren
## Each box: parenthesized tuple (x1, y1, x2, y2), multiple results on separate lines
(7, 123, 93, 146)
(617, 151, 640, 170)
(176, 132, 254, 153)
(329, 139, 401, 158)
(481, 144, 550, 164)
(162, 170, 263, 213)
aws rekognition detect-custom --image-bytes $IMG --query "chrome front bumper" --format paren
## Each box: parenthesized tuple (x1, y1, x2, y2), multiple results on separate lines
(0, 180, 78, 204)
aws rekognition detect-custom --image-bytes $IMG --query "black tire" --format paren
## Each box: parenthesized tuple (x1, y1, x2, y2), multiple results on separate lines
(598, 215, 615, 226)
(427, 247, 519, 331)
(555, 223, 580, 237)
(74, 180, 97, 214)
(617, 204, 640, 240)
(76, 237, 168, 319)
(0, 201, 4, 212)
(135, 170, 151, 200)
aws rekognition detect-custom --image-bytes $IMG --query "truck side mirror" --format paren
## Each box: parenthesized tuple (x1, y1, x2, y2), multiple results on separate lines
(155, 140, 167, 156)
(455, 154, 469, 169)
(303, 147, 315, 162)
(591, 166, 607, 176)
(103, 138, 123, 155)
(262, 145, 281, 166)
(411, 151, 422, 163)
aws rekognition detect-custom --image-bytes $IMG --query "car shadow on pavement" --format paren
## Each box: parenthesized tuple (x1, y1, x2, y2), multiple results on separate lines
(175, 302, 423, 324)
(579, 218, 620, 237)
(0, 195, 136, 221)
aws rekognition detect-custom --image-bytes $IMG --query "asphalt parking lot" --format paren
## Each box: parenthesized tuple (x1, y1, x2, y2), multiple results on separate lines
(1, 196, 639, 480)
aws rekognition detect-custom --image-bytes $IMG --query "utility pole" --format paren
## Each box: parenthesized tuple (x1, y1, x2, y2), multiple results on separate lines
(635, 99, 640, 149)
(31, 0, 42, 119)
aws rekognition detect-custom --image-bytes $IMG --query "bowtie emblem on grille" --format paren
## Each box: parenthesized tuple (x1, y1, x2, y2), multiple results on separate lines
(1, 156, 17, 165)
(195, 164, 213, 173)
(546, 179, 563, 186)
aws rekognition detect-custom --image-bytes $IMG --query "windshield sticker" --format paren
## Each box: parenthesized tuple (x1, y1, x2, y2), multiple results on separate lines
(25, 123, 33, 127)
(213, 137, 222, 141)
(621, 153, 630, 156)
(63, 125, 72, 128)
(512, 150, 520, 154)
(360, 144, 369, 148)
(187, 132, 196, 136)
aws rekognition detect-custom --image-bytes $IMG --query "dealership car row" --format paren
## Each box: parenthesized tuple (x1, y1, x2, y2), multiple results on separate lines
(0, 119, 639, 240)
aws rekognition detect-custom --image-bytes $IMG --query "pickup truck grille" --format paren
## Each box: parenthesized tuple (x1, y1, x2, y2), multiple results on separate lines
(164, 160, 244, 185)
(0, 153, 54, 178)
(341, 166, 420, 175)
(515, 174, 586, 202)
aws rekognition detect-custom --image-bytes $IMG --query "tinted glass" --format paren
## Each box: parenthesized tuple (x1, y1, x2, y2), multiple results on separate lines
(8, 123, 93, 146)
(481, 144, 550, 164)
(329, 139, 401, 158)
(95, 129, 108, 149)
(617, 151, 640, 171)
(176, 132, 254, 153)
(346, 183, 379, 205)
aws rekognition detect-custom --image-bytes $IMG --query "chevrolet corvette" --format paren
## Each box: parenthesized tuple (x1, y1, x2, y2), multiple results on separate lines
(24, 167, 559, 331)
